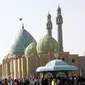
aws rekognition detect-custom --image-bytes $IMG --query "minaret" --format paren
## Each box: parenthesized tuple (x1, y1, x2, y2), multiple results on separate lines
(56, 6, 63, 52)
(46, 13, 53, 36)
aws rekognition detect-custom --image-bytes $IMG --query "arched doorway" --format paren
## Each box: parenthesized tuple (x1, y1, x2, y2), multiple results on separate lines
(56, 72, 67, 77)
(44, 72, 53, 78)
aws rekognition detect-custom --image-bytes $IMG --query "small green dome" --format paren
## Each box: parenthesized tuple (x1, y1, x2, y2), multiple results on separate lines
(37, 35, 58, 54)
(25, 42, 37, 57)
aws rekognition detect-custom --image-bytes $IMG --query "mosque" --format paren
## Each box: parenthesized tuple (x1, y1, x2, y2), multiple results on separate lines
(0, 6, 85, 79)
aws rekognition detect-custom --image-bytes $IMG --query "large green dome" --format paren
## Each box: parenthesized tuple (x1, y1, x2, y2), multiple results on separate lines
(37, 34, 58, 54)
(25, 42, 37, 57)
(10, 28, 36, 54)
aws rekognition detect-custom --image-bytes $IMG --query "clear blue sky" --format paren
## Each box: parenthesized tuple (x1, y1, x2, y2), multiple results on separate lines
(0, 0, 85, 63)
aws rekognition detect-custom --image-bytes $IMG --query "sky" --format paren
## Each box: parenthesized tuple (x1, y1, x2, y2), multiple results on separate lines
(0, 0, 85, 63)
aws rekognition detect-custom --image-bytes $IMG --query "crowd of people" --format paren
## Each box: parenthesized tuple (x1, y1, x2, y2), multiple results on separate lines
(0, 76, 85, 85)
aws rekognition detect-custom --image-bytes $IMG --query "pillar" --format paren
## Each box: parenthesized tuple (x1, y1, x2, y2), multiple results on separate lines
(21, 57, 26, 78)
(17, 58, 22, 78)
(4, 62, 6, 78)
(7, 62, 10, 77)
(13, 58, 18, 79)
(0, 64, 2, 78)
(2, 62, 4, 79)
(3, 62, 5, 78)
(26, 57, 31, 78)
(10, 59, 14, 79)
(6, 62, 8, 78)
(5, 61, 10, 78)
